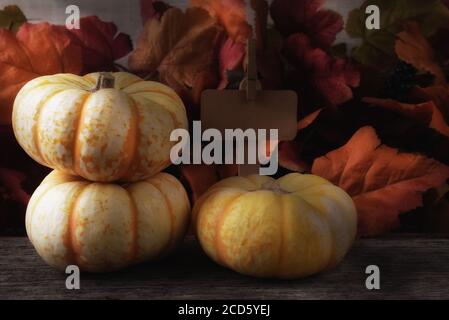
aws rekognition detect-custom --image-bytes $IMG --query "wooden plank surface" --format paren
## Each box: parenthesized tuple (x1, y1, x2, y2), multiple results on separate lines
(0, 235, 448, 300)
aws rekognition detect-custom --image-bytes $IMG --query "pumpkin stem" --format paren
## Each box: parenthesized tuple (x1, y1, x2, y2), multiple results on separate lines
(93, 72, 115, 91)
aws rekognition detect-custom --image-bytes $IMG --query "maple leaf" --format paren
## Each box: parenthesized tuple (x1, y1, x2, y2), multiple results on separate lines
(0, 5, 26, 32)
(346, 0, 449, 68)
(190, 0, 251, 42)
(0, 22, 82, 124)
(270, 0, 343, 48)
(395, 22, 445, 85)
(363, 97, 449, 138)
(129, 7, 226, 108)
(312, 126, 449, 236)
(139, 0, 171, 25)
(285, 33, 360, 107)
(66, 16, 133, 73)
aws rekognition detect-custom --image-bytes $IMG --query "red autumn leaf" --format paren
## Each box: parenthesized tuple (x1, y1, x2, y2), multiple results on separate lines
(0, 22, 82, 124)
(190, 0, 251, 42)
(312, 126, 449, 236)
(285, 33, 360, 106)
(67, 16, 133, 73)
(395, 22, 445, 85)
(270, 0, 343, 48)
(363, 97, 449, 138)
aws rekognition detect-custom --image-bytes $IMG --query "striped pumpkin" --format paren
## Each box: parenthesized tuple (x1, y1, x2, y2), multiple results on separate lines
(194, 173, 357, 279)
(13, 72, 188, 182)
(26, 170, 190, 272)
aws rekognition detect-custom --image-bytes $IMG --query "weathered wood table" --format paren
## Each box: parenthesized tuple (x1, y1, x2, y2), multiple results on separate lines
(0, 235, 448, 300)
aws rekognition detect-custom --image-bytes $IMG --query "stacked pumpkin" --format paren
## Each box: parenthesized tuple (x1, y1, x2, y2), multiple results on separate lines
(12, 72, 191, 272)
(13, 72, 357, 279)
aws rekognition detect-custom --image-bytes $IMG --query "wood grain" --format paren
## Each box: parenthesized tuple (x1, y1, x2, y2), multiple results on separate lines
(0, 235, 448, 300)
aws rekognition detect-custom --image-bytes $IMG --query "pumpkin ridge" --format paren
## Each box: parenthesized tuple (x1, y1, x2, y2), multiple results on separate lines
(26, 177, 64, 243)
(144, 180, 176, 256)
(117, 96, 140, 180)
(66, 182, 89, 269)
(72, 93, 92, 178)
(33, 88, 67, 165)
(125, 189, 139, 264)
(276, 195, 286, 277)
(129, 88, 185, 127)
(214, 193, 246, 267)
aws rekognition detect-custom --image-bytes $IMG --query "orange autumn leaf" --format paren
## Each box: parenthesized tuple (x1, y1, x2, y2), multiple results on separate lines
(278, 108, 323, 173)
(312, 126, 449, 236)
(412, 85, 449, 122)
(298, 108, 322, 130)
(179, 164, 238, 203)
(190, 0, 251, 42)
(395, 22, 445, 85)
(128, 7, 222, 106)
(0, 23, 82, 124)
(363, 97, 449, 137)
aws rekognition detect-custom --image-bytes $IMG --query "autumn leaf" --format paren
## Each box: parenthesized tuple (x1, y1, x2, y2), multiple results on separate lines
(346, 0, 449, 68)
(129, 7, 226, 108)
(218, 37, 245, 89)
(66, 16, 133, 73)
(140, 0, 171, 25)
(395, 22, 445, 85)
(312, 126, 449, 236)
(0, 5, 26, 32)
(278, 108, 323, 173)
(363, 97, 449, 137)
(270, 0, 343, 48)
(190, 0, 251, 42)
(412, 85, 449, 123)
(179, 164, 238, 203)
(0, 22, 82, 124)
(285, 33, 360, 107)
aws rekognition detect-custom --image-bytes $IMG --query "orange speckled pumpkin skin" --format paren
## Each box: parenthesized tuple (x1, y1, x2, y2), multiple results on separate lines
(26, 170, 190, 272)
(12, 72, 188, 182)
(193, 174, 357, 279)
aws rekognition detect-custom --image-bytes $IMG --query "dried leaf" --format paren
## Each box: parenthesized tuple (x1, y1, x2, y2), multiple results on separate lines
(179, 164, 238, 203)
(412, 85, 449, 122)
(270, 0, 343, 48)
(140, 0, 171, 25)
(312, 126, 449, 236)
(218, 37, 245, 89)
(285, 33, 360, 106)
(67, 16, 133, 73)
(395, 22, 445, 85)
(129, 7, 223, 106)
(0, 23, 82, 124)
(0, 5, 26, 32)
(190, 0, 251, 42)
(363, 97, 449, 137)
